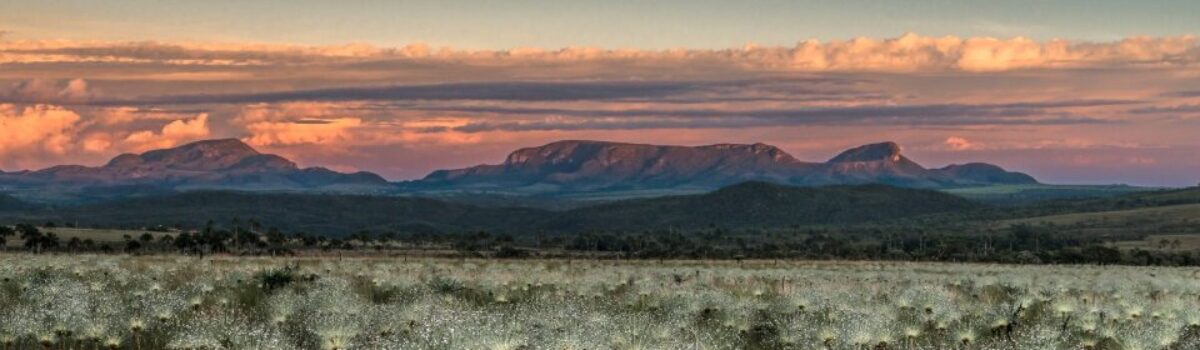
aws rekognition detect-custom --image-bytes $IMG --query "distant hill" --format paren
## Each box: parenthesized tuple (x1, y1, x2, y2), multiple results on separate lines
(0, 193, 37, 212)
(6, 182, 982, 235)
(542, 181, 982, 231)
(404, 140, 1036, 195)
(0, 139, 393, 201)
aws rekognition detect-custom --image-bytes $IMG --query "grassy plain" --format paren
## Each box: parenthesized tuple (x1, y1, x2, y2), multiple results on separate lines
(0, 255, 1198, 349)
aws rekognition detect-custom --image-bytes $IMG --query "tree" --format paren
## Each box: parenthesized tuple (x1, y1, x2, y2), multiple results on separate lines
(174, 233, 196, 253)
(139, 233, 155, 251)
(67, 237, 83, 252)
(19, 224, 45, 253)
(125, 240, 142, 254)
(0, 226, 12, 251)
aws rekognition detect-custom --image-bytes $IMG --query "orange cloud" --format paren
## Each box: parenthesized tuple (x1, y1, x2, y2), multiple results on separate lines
(93, 107, 195, 125)
(0, 104, 213, 169)
(243, 118, 362, 147)
(0, 104, 82, 161)
(943, 136, 978, 151)
(236, 102, 484, 149)
(121, 114, 211, 152)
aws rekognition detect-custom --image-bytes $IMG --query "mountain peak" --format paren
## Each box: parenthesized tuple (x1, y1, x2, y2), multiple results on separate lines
(827, 142, 903, 163)
(131, 138, 268, 172)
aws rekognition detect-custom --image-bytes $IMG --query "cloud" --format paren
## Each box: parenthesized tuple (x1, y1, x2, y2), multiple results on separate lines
(124, 81, 707, 105)
(237, 104, 482, 149)
(120, 114, 211, 152)
(92, 107, 202, 125)
(243, 117, 362, 147)
(0, 104, 82, 163)
(437, 99, 1127, 132)
(1129, 104, 1200, 115)
(0, 104, 214, 169)
(943, 136, 978, 151)
(0, 79, 97, 104)
(2, 34, 1197, 72)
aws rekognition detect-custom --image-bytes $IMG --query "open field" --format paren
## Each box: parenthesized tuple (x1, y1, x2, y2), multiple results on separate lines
(942, 184, 1157, 203)
(1110, 234, 1200, 251)
(1, 255, 1198, 349)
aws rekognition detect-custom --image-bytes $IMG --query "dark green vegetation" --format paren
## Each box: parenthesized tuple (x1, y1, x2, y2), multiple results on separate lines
(2, 182, 1199, 266)
(543, 182, 980, 231)
(0, 182, 977, 235)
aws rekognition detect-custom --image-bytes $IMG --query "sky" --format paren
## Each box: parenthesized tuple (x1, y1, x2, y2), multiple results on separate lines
(1, 1, 1200, 186)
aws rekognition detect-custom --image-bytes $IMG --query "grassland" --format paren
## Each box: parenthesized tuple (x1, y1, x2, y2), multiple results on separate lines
(1006, 203, 1200, 227)
(942, 184, 1156, 204)
(1, 255, 1198, 349)
(1110, 234, 1200, 251)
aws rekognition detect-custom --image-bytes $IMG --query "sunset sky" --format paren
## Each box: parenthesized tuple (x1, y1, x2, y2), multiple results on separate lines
(2, 1, 1199, 186)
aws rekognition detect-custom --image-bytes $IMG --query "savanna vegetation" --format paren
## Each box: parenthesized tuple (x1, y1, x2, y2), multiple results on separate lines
(2, 184, 1199, 266)
(1, 255, 1198, 349)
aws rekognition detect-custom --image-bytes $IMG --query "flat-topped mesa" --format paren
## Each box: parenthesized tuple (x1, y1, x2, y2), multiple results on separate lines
(415, 139, 1038, 192)
(425, 140, 810, 189)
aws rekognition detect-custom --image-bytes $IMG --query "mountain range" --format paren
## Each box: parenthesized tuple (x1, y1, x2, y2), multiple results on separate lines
(0, 138, 1036, 203)
(407, 140, 1036, 193)
(0, 139, 390, 194)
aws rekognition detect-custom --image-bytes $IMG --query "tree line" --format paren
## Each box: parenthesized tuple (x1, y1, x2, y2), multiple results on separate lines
(3, 219, 1198, 267)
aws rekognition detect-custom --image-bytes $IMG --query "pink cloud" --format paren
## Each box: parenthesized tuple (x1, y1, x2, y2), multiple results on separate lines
(243, 117, 362, 147)
(943, 136, 978, 151)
